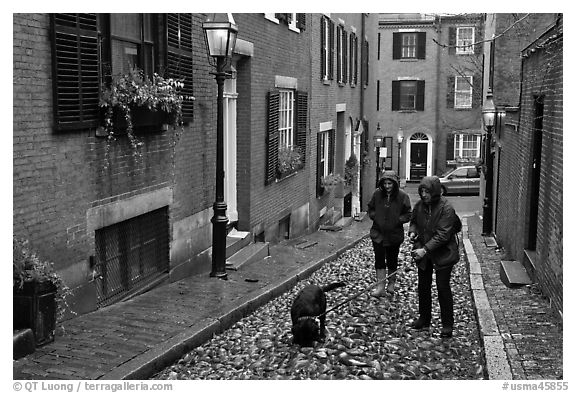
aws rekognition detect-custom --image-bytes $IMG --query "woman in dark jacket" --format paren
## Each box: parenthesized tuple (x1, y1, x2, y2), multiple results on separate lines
(368, 170, 412, 296)
(408, 175, 460, 338)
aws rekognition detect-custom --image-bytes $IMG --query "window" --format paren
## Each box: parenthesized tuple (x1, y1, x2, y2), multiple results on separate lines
(266, 90, 308, 184)
(383, 137, 393, 170)
(453, 134, 481, 159)
(109, 14, 155, 76)
(349, 32, 358, 85)
(337, 25, 348, 84)
(267, 13, 306, 31)
(393, 32, 426, 59)
(321, 16, 334, 81)
(392, 80, 425, 111)
(456, 27, 474, 55)
(316, 130, 335, 196)
(455, 76, 473, 108)
(51, 13, 194, 130)
(279, 90, 294, 149)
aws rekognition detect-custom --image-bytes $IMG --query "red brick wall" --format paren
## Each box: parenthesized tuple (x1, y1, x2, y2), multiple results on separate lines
(13, 14, 216, 312)
(495, 17, 562, 315)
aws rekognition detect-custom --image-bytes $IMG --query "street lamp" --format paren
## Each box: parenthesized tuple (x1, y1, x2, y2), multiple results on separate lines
(396, 128, 404, 182)
(203, 13, 238, 279)
(481, 89, 496, 236)
(374, 123, 384, 187)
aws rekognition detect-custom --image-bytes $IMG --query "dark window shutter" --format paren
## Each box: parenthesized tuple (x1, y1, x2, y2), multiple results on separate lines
(392, 33, 401, 59)
(448, 27, 456, 55)
(391, 80, 400, 111)
(447, 76, 455, 108)
(354, 36, 359, 84)
(296, 13, 306, 30)
(343, 31, 348, 83)
(376, 80, 380, 111)
(472, 74, 482, 108)
(296, 91, 308, 164)
(336, 25, 341, 82)
(328, 19, 335, 80)
(316, 134, 324, 197)
(166, 14, 194, 122)
(320, 17, 326, 80)
(446, 133, 455, 160)
(328, 130, 335, 173)
(349, 33, 354, 84)
(474, 25, 483, 56)
(266, 91, 280, 185)
(416, 80, 425, 111)
(51, 13, 100, 131)
(417, 32, 426, 59)
(364, 41, 369, 85)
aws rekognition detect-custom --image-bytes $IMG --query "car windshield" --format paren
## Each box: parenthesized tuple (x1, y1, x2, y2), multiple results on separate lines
(441, 168, 455, 177)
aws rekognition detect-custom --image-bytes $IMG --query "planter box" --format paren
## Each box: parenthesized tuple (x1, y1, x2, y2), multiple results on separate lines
(107, 106, 168, 134)
(13, 280, 57, 347)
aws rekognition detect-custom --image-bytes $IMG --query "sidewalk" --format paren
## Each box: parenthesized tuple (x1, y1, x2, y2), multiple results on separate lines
(13, 202, 562, 380)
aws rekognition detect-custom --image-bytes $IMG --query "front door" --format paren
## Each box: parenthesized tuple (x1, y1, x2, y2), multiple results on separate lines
(410, 143, 428, 180)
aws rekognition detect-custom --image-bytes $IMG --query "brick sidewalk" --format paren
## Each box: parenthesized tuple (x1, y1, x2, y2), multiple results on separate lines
(466, 214, 563, 379)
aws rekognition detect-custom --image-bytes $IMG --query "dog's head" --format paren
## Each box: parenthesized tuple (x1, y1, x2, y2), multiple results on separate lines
(292, 317, 320, 347)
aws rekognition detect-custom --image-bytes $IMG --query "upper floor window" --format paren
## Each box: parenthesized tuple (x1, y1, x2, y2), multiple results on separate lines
(321, 16, 334, 81)
(455, 76, 473, 108)
(265, 13, 306, 31)
(456, 27, 475, 55)
(393, 32, 426, 59)
(51, 13, 194, 131)
(279, 90, 295, 149)
(392, 80, 425, 111)
(109, 14, 155, 77)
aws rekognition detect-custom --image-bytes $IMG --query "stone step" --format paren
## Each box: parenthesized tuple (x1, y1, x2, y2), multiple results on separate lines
(500, 260, 532, 288)
(335, 216, 354, 228)
(13, 329, 35, 360)
(225, 229, 252, 259)
(225, 242, 270, 271)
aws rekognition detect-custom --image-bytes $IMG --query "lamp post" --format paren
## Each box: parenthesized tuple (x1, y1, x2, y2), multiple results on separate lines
(481, 89, 496, 236)
(396, 128, 404, 182)
(203, 14, 238, 279)
(374, 123, 384, 187)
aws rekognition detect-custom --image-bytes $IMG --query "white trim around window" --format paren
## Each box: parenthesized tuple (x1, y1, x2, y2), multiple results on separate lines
(264, 13, 279, 24)
(456, 26, 475, 55)
(454, 134, 481, 159)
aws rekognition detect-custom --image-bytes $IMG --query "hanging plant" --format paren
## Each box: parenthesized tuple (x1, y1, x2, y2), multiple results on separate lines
(99, 67, 194, 159)
(321, 173, 345, 193)
(277, 146, 303, 177)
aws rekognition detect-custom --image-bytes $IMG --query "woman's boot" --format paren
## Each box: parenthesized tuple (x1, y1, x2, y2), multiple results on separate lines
(386, 269, 397, 294)
(371, 269, 386, 297)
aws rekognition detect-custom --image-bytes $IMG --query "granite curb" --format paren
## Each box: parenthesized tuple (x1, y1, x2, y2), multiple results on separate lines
(462, 216, 513, 380)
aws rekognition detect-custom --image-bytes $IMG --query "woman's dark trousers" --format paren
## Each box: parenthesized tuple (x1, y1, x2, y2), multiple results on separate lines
(417, 263, 454, 327)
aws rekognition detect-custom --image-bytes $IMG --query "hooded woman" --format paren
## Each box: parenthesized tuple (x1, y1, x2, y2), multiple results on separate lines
(367, 170, 412, 296)
(408, 175, 460, 338)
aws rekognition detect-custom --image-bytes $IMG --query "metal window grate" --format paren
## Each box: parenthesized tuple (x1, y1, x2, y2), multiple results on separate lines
(95, 207, 169, 307)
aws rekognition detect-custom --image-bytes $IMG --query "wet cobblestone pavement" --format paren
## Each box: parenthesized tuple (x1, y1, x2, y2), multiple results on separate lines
(153, 236, 486, 380)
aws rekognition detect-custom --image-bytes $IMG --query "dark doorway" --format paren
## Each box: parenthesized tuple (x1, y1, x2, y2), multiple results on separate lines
(344, 192, 352, 217)
(527, 96, 544, 250)
(410, 143, 427, 180)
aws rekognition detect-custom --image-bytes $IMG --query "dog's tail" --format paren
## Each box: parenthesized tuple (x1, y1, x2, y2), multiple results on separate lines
(320, 282, 346, 292)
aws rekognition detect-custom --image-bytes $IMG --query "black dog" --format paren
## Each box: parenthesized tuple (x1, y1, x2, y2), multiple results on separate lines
(291, 282, 345, 346)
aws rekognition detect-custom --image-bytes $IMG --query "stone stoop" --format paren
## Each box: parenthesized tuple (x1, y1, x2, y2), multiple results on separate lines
(225, 242, 270, 271)
(225, 229, 252, 259)
(500, 260, 532, 288)
(320, 215, 355, 232)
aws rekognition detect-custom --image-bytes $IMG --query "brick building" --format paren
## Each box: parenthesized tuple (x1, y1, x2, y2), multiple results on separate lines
(375, 13, 484, 182)
(13, 13, 379, 319)
(483, 14, 563, 317)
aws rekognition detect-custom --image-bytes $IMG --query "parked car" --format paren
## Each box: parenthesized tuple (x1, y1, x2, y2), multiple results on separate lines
(439, 166, 480, 195)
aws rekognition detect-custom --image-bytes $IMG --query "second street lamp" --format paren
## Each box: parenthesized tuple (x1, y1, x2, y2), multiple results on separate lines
(396, 128, 404, 182)
(374, 124, 384, 187)
(203, 14, 238, 279)
(481, 89, 496, 236)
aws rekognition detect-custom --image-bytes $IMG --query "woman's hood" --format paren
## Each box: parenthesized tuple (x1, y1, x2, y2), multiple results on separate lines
(418, 176, 442, 203)
(378, 170, 399, 193)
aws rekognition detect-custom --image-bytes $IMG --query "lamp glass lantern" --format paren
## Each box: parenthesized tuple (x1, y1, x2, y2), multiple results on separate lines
(202, 13, 238, 64)
(482, 89, 496, 129)
(374, 135, 384, 148)
(396, 129, 404, 144)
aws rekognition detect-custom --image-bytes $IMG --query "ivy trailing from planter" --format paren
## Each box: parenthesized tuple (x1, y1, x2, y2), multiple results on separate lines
(277, 146, 303, 178)
(98, 67, 194, 165)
